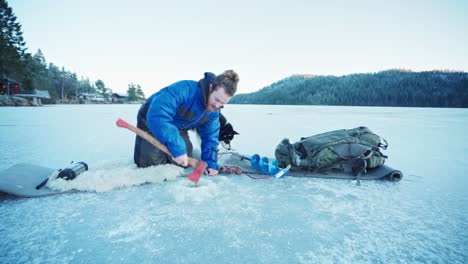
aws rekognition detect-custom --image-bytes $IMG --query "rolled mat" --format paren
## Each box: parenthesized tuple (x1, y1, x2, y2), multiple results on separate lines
(286, 164, 403, 181)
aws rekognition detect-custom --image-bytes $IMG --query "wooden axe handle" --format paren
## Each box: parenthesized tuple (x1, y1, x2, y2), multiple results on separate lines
(116, 118, 199, 168)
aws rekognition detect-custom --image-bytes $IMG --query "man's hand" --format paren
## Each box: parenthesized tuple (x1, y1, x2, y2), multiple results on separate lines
(172, 154, 188, 167)
(204, 168, 218, 176)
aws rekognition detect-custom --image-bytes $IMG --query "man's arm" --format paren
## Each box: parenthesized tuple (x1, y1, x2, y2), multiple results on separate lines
(146, 81, 191, 158)
(198, 113, 221, 170)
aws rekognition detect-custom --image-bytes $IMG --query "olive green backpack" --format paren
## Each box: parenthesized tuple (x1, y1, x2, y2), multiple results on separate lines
(275, 126, 388, 175)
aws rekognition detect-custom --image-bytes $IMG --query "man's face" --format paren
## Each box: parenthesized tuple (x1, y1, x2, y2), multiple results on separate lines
(206, 86, 232, 112)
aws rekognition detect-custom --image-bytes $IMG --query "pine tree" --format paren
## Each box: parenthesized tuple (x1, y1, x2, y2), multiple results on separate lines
(0, 0, 26, 79)
(22, 49, 48, 91)
(136, 84, 145, 100)
(95, 79, 106, 96)
(127, 83, 137, 101)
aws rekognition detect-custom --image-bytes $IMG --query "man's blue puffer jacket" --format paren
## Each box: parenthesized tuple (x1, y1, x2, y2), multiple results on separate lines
(146, 73, 220, 170)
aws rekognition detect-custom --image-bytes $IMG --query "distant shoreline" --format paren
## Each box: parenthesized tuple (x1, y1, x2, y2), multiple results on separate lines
(0, 94, 38, 107)
(0, 95, 143, 107)
(3, 94, 466, 108)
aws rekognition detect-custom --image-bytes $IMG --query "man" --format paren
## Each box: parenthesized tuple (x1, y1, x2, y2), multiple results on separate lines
(134, 70, 239, 176)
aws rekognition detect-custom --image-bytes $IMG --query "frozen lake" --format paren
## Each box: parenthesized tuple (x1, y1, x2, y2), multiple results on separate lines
(1, 104, 467, 263)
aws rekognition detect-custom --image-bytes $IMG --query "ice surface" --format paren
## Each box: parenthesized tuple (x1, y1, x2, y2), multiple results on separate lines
(1, 104, 467, 263)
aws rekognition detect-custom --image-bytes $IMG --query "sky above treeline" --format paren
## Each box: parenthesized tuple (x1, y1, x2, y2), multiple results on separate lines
(9, 0, 468, 95)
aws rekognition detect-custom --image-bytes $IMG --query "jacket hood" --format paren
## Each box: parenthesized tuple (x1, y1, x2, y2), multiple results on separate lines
(198, 72, 216, 106)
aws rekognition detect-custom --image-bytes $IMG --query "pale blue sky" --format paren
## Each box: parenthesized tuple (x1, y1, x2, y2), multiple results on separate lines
(8, 0, 468, 95)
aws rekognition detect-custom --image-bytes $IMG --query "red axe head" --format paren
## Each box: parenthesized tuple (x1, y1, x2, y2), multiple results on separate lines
(116, 118, 129, 128)
(187, 161, 207, 184)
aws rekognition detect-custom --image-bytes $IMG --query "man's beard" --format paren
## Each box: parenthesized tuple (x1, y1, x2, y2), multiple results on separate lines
(207, 104, 217, 112)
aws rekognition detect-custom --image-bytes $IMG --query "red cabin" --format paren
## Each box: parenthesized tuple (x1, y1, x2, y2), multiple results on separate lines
(0, 78, 21, 95)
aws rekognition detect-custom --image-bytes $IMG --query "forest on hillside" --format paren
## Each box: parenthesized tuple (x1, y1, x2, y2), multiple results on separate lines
(230, 70, 468, 108)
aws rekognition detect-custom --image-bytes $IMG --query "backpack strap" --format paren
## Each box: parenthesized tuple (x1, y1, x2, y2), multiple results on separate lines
(352, 158, 367, 186)
(379, 137, 388, 150)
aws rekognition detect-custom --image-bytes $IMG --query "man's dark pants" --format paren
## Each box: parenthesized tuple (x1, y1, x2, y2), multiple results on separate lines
(134, 102, 193, 168)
